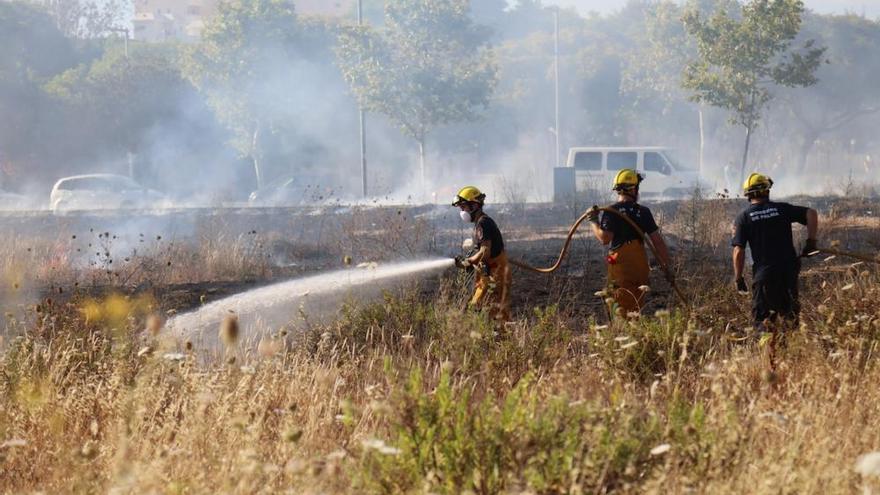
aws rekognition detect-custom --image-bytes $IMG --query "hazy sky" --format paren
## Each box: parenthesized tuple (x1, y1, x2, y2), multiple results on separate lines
(541, 0, 880, 18)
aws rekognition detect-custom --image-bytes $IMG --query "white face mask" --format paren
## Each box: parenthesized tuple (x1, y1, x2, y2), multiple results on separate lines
(459, 210, 472, 223)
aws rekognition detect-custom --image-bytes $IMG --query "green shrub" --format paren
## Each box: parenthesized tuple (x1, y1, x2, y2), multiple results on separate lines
(356, 369, 663, 494)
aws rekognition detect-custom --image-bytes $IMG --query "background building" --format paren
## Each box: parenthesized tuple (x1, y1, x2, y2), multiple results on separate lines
(133, 0, 219, 42)
(132, 0, 357, 42)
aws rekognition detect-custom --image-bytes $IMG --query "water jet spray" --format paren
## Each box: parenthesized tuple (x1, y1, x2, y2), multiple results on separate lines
(166, 258, 454, 347)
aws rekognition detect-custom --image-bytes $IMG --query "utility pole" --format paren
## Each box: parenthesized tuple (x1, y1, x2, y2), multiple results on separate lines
(109, 27, 133, 177)
(109, 27, 129, 59)
(553, 7, 561, 167)
(358, 0, 368, 198)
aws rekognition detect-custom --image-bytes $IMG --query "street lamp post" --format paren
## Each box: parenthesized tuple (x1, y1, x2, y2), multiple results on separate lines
(108, 27, 132, 177)
(358, 0, 368, 198)
(553, 7, 560, 168)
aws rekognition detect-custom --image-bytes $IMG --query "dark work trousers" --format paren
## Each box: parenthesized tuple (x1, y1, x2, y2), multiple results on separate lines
(752, 261, 801, 330)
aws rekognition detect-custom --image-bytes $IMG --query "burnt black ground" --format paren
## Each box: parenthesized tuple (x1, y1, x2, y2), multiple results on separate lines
(4, 196, 875, 328)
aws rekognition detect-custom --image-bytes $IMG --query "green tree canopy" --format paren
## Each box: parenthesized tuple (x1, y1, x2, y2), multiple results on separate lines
(0, 2, 74, 80)
(682, 0, 825, 183)
(0, 2, 76, 185)
(336, 0, 498, 194)
(782, 13, 880, 172)
(45, 45, 198, 158)
(183, 0, 335, 189)
(184, 0, 299, 189)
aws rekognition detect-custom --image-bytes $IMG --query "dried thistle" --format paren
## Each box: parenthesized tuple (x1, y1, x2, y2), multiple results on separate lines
(219, 313, 239, 347)
(283, 428, 303, 443)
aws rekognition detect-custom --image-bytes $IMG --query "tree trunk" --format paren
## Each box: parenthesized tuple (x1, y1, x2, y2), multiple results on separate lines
(797, 130, 819, 175)
(739, 121, 753, 187)
(418, 138, 426, 202)
(252, 125, 264, 190)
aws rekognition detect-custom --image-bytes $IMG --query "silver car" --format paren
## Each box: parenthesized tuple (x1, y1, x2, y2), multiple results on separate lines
(50, 174, 165, 212)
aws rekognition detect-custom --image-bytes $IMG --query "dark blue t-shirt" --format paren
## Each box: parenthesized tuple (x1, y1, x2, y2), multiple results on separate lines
(600, 201, 659, 250)
(473, 214, 504, 258)
(732, 201, 808, 271)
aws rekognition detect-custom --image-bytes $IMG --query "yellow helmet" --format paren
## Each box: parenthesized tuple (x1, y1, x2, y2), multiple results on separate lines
(452, 186, 486, 206)
(612, 169, 644, 191)
(743, 173, 773, 196)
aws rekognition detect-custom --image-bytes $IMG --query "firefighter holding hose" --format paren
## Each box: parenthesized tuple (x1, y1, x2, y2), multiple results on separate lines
(452, 186, 512, 323)
(732, 173, 819, 331)
(588, 169, 672, 317)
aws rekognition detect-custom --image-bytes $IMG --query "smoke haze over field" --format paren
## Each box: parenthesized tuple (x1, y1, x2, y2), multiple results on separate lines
(0, 0, 878, 208)
(541, 0, 880, 18)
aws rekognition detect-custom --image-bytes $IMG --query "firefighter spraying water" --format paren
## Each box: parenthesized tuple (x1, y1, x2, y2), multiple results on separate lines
(452, 186, 512, 323)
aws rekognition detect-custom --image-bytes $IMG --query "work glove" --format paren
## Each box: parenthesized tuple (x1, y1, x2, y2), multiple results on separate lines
(801, 239, 819, 258)
(735, 277, 748, 294)
(454, 255, 472, 270)
(586, 205, 601, 224)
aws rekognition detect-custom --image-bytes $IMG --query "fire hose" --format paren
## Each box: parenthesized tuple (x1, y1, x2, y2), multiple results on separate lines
(813, 247, 880, 264)
(508, 206, 689, 307)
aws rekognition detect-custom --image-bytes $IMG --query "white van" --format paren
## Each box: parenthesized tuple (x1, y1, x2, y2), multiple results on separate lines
(556, 147, 702, 200)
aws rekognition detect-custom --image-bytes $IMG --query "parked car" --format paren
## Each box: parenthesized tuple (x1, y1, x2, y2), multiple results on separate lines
(50, 174, 165, 212)
(554, 146, 705, 201)
(248, 177, 338, 207)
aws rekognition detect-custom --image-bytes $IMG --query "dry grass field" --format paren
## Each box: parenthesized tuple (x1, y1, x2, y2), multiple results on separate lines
(2, 198, 880, 494)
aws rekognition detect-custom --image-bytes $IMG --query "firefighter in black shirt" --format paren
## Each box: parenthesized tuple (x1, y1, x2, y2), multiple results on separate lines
(588, 169, 672, 317)
(732, 173, 819, 330)
(452, 186, 511, 323)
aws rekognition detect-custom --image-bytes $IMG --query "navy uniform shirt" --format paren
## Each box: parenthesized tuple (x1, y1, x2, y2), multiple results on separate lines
(600, 201, 659, 251)
(473, 214, 504, 259)
(732, 201, 809, 272)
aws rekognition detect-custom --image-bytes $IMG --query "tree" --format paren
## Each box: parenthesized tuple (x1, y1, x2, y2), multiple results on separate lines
(45, 45, 204, 166)
(621, 0, 740, 176)
(469, 0, 508, 37)
(682, 0, 825, 183)
(336, 0, 497, 196)
(183, 0, 320, 189)
(28, 0, 126, 39)
(0, 2, 76, 186)
(781, 13, 880, 173)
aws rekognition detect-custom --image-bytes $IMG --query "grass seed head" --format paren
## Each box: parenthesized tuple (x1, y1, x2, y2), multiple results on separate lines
(650, 444, 671, 456)
(145, 313, 164, 336)
(80, 441, 99, 459)
(258, 337, 281, 357)
(856, 452, 880, 478)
